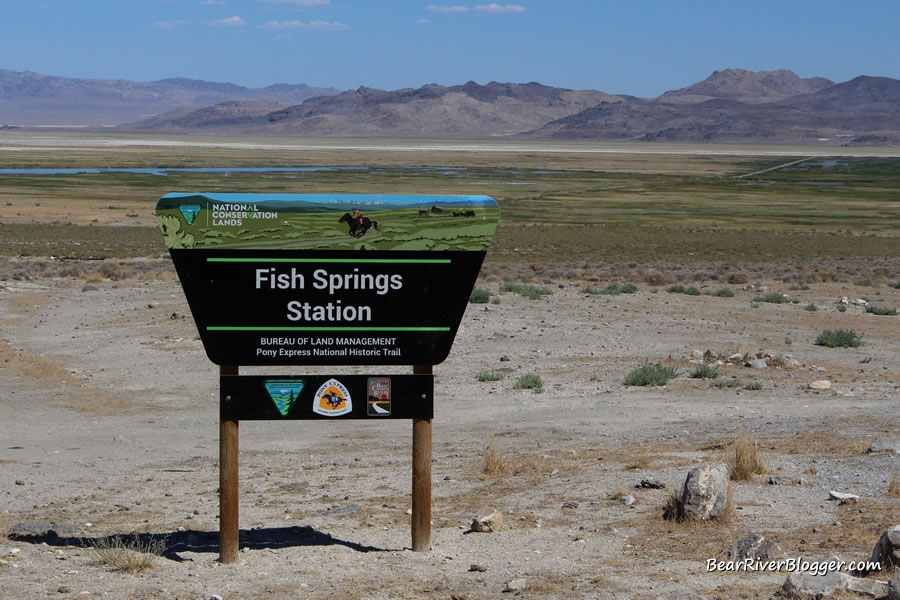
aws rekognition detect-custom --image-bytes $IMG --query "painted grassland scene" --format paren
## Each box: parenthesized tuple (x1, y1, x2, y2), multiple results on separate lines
(1, 133, 899, 600)
(156, 192, 499, 251)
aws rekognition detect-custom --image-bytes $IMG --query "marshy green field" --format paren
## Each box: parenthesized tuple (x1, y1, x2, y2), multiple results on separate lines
(1, 133, 897, 283)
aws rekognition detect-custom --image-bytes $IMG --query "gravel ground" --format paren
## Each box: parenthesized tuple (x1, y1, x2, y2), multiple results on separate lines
(1, 276, 898, 599)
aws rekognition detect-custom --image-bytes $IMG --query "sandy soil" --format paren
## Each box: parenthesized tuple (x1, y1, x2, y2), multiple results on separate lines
(1, 275, 898, 599)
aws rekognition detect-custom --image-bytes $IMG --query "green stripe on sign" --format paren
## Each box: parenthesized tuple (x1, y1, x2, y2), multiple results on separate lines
(206, 258, 451, 264)
(207, 326, 451, 332)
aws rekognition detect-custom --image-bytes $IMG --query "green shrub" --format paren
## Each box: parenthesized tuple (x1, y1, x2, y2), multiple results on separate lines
(711, 288, 735, 297)
(469, 288, 492, 304)
(514, 374, 544, 393)
(689, 365, 719, 379)
(804, 303, 818, 312)
(624, 362, 679, 386)
(815, 329, 863, 348)
(683, 287, 701, 296)
(666, 285, 686, 294)
(477, 369, 504, 382)
(499, 283, 553, 300)
(620, 283, 638, 294)
(754, 293, 789, 304)
(837, 304, 847, 313)
(893, 282, 900, 289)
(789, 284, 810, 291)
(865, 305, 897, 316)
(743, 382, 762, 391)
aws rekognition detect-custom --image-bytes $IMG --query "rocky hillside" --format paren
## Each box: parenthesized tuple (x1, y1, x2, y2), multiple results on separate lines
(659, 68, 834, 104)
(122, 81, 621, 138)
(527, 74, 900, 145)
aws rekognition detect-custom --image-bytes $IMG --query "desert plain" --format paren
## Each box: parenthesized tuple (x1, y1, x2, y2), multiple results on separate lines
(0, 133, 898, 600)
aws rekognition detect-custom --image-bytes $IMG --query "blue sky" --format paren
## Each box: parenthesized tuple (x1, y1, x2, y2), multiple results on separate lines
(3, 0, 899, 97)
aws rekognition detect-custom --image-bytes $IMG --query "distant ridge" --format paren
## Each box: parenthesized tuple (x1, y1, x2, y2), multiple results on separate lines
(660, 68, 835, 104)
(0, 69, 339, 126)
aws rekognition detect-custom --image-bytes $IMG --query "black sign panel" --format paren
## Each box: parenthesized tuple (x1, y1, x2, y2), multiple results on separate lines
(157, 193, 498, 366)
(171, 249, 485, 365)
(220, 374, 433, 420)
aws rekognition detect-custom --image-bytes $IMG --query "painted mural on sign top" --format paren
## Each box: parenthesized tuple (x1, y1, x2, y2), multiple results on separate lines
(157, 193, 499, 252)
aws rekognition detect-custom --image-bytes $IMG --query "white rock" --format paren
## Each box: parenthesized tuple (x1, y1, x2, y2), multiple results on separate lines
(471, 507, 502, 533)
(808, 380, 832, 390)
(829, 491, 859, 504)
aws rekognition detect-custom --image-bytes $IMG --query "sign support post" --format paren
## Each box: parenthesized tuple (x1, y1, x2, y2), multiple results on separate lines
(411, 364, 432, 552)
(219, 364, 239, 564)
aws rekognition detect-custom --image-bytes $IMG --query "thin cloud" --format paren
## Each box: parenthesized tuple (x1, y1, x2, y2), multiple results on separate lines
(426, 5, 469, 13)
(416, 18, 431, 24)
(154, 20, 186, 29)
(198, 0, 227, 5)
(208, 15, 246, 26)
(261, 19, 348, 30)
(474, 3, 525, 13)
(258, 0, 330, 5)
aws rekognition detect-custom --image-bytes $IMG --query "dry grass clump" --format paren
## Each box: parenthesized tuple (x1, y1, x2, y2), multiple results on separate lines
(88, 535, 166, 573)
(482, 439, 507, 476)
(726, 432, 766, 481)
(888, 472, 900, 498)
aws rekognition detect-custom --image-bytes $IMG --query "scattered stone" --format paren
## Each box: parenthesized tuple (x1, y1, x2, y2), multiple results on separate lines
(469, 564, 488, 572)
(499, 355, 510, 362)
(872, 526, 900, 570)
(889, 569, 899, 600)
(808, 380, 832, 390)
(147, 302, 159, 308)
(867, 437, 900, 455)
(57, 586, 71, 594)
(561, 501, 579, 509)
(637, 478, 665, 489)
(692, 349, 704, 359)
(80, 285, 97, 292)
(170, 312, 185, 319)
(779, 568, 850, 599)
(768, 476, 787, 485)
(15, 479, 24, 485)
(680, 463, 730, 520)
(746, 359, 768, 369)
(620, 495, 635, 507)
(719, 534, 784, 561)
(828, 491, 859, 505)
(727, 353, 744, 363)
(853, 298, 869, 306)
(743, 282, 767, 291)
(471, 507, 502, 533)
(504, 579, 528, 592)
(774, 356, 801, 369)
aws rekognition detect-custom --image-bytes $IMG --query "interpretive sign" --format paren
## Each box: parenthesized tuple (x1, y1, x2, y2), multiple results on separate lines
(156, 193, 499, 365)
(220, 374, 433, 420)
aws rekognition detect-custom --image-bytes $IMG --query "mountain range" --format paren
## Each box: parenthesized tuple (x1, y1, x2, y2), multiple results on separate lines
(0, 69, 338, 126)
(2, 68, 898, 145)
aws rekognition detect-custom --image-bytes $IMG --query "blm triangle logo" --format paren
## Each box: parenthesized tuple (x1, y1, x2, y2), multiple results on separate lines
(264, 379, 305, 416)
(179, 205, 201, 225)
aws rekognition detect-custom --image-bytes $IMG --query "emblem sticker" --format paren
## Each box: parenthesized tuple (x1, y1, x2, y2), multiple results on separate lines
(264, 379, 305, 416)
(179, 205, 201, 225)
(367, 377, 391, 416)
(313, 378, 352, 417)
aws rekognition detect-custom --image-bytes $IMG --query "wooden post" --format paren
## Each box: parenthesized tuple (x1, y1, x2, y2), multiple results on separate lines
(219, 365, 239, 564)
(411, 364, 432, 552)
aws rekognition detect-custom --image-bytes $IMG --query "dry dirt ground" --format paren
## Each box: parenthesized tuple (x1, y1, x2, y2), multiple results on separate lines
(0, 273, 898, 600)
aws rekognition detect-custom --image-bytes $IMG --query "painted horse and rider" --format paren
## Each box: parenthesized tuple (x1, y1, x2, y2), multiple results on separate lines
(339, 209, 378, 238)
